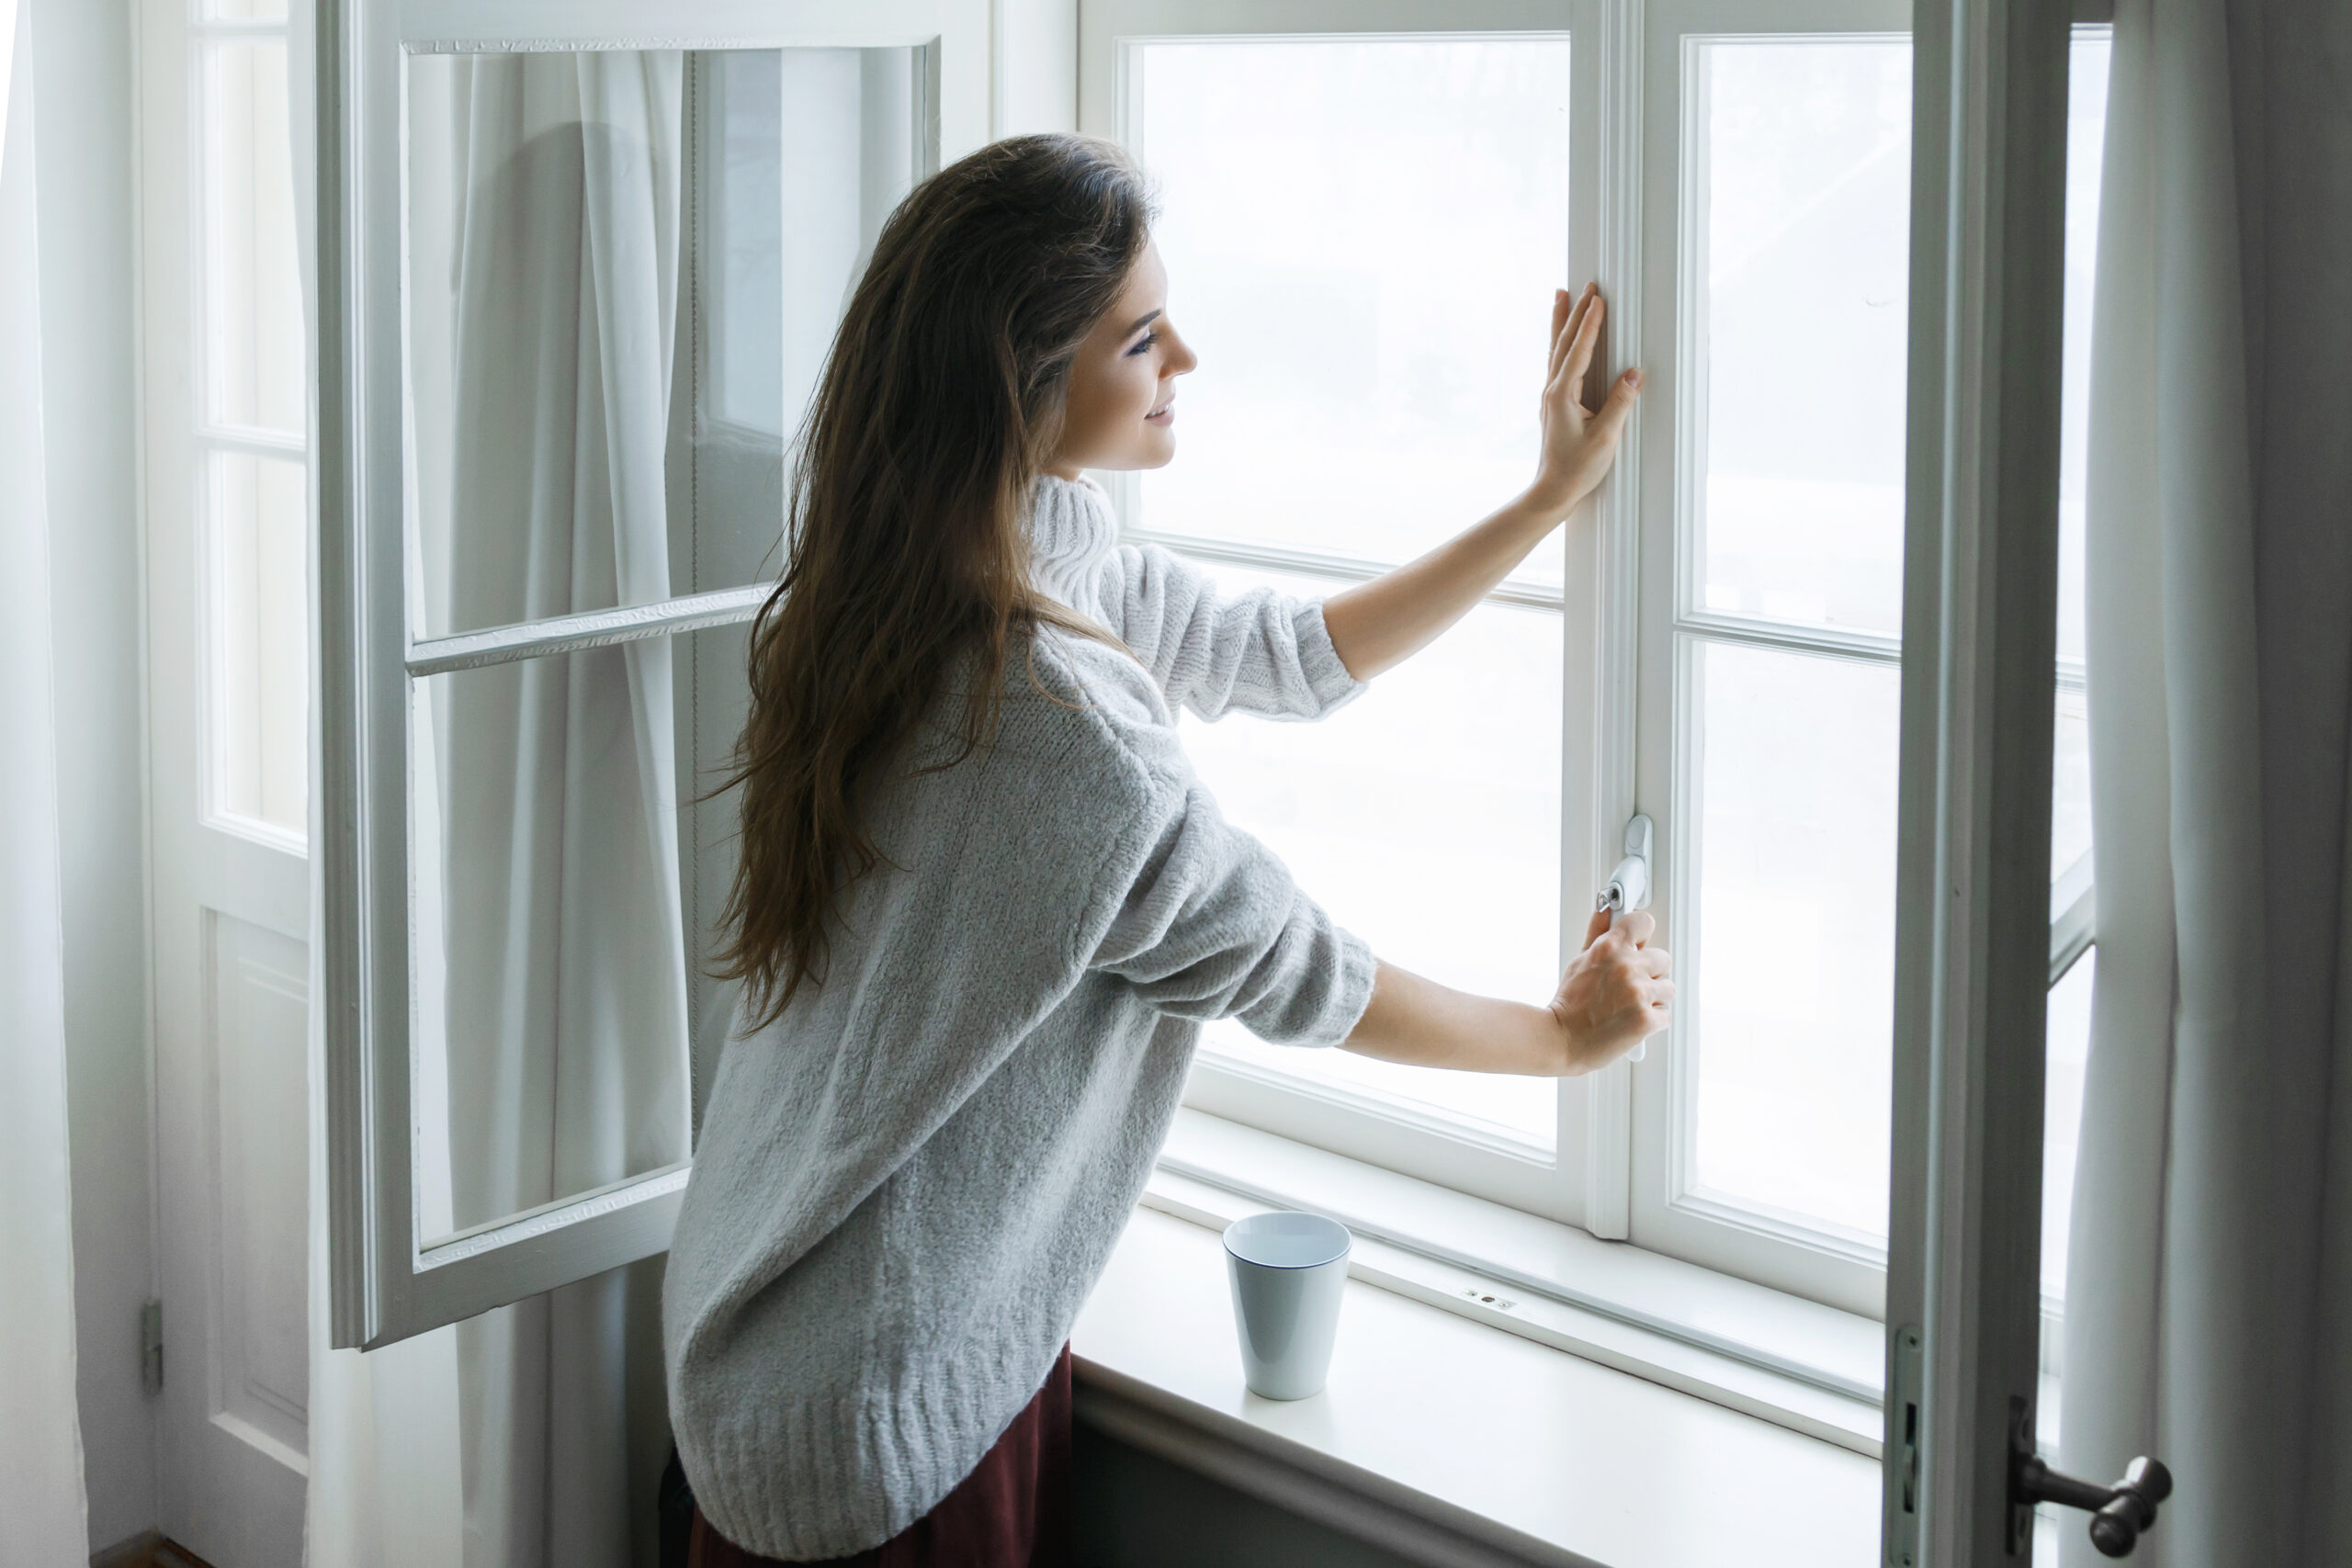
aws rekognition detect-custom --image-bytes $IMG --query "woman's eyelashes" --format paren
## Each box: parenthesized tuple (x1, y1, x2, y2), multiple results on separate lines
(1123, 330, 1159, 358)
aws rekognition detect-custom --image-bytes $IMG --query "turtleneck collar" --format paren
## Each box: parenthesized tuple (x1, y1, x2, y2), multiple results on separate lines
(1025, 472, 1118, 615)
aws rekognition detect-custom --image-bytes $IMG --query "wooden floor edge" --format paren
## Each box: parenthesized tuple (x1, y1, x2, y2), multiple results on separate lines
(91, 1529, 222, 1568)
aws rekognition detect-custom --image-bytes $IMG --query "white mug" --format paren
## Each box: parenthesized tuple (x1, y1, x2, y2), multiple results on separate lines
(1223, 1212, 1351, 1401)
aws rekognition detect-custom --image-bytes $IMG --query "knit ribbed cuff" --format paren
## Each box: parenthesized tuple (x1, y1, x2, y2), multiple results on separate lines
(1294, 599, 1372, 716)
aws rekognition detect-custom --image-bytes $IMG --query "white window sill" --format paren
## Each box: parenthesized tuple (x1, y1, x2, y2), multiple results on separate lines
(1150, 1111, 1885, 1449)
(1072, 1201, 1882, 1568)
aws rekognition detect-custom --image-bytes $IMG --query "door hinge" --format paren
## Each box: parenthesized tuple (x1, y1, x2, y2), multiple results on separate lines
(1887, 1325, 1922, 1568)
(141, 1299, 164, 1395)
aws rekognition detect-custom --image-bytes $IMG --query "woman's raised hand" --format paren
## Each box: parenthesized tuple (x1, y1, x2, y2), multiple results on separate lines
(1528, 283, 1643, 520)
(1550, 906, 1673, 1071)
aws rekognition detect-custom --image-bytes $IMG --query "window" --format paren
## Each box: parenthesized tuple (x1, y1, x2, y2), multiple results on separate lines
(194, 0, 308, 847)
(327, 0, 2107, 1349)
(326, 0, 967, 1346)
(1085, 0, 2113, 1320)
(1100, 18, 1589, 1219)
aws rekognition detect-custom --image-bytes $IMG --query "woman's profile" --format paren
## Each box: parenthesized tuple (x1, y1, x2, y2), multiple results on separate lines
(662, 131, 1670, 1567)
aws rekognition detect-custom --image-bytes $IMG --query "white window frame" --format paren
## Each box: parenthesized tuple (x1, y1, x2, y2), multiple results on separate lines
(1083, 0, 2103, 1328)
(1628, 0, 1913, 1315)
(321, 0, 985, 1350)
(190, 3, 311, 856)
(1079, 0, 1633, 1236)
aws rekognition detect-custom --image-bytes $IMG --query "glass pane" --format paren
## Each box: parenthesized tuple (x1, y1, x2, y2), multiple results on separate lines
(205, 39, 303, 434)
(1131, 39, 1574, 579)
(206, 0, 288, 18)
(409, 626, 747, 1240)
(401, 48, 921, 638)
(1181, 561, 1563, 1146)
(208, 451, 308, 836)
(1687, 639, 1901, 1237)
(1690, 39, 1912, 636)
(2052, 32, 2111, 885)
(2041, 949, 2095, 1301)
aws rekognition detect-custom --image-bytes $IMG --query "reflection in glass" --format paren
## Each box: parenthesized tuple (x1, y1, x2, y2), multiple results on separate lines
(401, 47, 922, 639)
(410, 627, 747, 1241)
(2041, 949, 2096, 1300)
(1131, 39, 1573, 579)
(206, 39, 303, 434)
(1688, 641, 1901, 1237)
(2051, 34, 2110, 885)
(209, 452, 308, 835)
(1181, 563, 1563, 1145)
(1691, 39, 1912, 635)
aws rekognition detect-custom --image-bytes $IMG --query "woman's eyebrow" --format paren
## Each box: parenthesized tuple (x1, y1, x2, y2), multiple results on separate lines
(1125, 309, 1163, 335)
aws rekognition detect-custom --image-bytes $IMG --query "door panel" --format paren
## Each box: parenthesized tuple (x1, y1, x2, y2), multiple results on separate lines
(141, 0, 313, 1561)
(206, 914, 311, 1466)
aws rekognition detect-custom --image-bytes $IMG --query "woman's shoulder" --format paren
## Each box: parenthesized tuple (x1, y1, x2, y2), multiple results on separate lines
(1006, 624, 1190, 785)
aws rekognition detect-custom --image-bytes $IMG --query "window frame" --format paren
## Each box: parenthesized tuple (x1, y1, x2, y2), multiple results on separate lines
(191, 5, 311, 854)
(1078, 0, 1635, 1236)
(322, 0, 978, 1351)
(1628, 0, 1914, 1316)
(1084, 0, 2105, 1329)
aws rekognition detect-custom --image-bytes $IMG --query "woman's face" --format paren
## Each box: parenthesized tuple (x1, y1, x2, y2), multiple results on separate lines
(1048, 241, 1196, 479)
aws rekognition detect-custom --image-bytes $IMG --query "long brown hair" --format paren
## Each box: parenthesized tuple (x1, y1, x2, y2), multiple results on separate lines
(713, 134, 1153, 1029)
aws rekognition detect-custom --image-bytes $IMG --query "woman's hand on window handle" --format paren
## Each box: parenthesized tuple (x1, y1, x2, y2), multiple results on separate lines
(1341, 908, 1672, 1077)
(1549, 907, 1673, 1072)
(1321, 283, 1643, 682)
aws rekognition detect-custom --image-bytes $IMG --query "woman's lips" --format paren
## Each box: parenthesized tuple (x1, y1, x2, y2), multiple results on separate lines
(1145, 400, 1175, 425)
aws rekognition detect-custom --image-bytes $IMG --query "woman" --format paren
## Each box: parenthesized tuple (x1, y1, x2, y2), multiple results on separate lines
(663, 133, 1669, 1567)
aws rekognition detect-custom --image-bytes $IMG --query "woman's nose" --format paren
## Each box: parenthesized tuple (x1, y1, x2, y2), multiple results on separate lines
(1165, 327, 1200, 376)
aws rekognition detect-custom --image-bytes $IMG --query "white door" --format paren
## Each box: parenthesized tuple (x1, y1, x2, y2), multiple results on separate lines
(137, 1, 312, 1562)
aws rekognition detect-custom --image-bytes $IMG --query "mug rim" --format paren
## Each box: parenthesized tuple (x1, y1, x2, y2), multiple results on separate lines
(1223, 1210, 1351, 1270)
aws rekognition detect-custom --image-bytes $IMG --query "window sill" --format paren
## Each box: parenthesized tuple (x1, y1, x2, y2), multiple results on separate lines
(1072, 1200, 1882, 1568)
(1148, 1110, 1884, 1450)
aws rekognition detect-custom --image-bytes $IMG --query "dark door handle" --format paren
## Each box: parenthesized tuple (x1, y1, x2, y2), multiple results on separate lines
(2014, 1451, 2173, 1557)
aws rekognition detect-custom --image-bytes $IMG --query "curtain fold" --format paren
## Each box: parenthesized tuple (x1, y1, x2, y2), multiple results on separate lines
(0, 1, 95, 1557)
(2062, 0, 2352, 1562)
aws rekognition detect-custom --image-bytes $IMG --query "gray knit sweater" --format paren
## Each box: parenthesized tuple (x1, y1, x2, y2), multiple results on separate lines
(662, 475, 1377, 1558)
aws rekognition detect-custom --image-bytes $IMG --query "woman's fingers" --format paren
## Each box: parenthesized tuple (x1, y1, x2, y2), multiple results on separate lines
(1549, 282, 1597, 384)
(1590, 368, 1644, 444)
(1562, 292, 1605, 397)
(1612, 908, 1656, 948)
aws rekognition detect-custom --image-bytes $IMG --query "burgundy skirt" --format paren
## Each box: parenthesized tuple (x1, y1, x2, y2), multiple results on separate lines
(689, 1346, 1072, 1568)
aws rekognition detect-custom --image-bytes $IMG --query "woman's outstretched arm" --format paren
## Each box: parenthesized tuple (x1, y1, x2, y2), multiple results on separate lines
(1321, 285, 1643, 682)
(1342, 908, 1672, 1077)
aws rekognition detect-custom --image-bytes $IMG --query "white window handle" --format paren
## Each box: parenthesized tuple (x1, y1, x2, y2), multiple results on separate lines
(1595, 815, 1654, 1061)
(1595, 813, 1652, 919)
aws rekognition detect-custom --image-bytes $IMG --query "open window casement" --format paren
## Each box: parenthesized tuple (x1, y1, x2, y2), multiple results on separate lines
(322, 0, 979, 1350)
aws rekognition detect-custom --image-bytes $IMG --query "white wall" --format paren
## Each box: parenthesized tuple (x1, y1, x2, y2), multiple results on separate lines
(34, 0, 160, 1550)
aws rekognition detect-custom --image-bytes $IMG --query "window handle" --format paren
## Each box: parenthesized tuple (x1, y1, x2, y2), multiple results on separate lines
(2009, 1397, 2173, 1557)
(1595, 815, 1654, 1060)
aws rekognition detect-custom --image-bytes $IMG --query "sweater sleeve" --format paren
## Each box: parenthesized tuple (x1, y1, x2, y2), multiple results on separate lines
(1092, 543, 1367, 723)
(1086, 761, 1377, 1047)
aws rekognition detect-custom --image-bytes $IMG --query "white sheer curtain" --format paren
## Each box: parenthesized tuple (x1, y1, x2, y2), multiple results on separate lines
(427, 51, 690, 1568)
(0, 1, 94, 1558)
(2061, 0, 2352, 1561)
